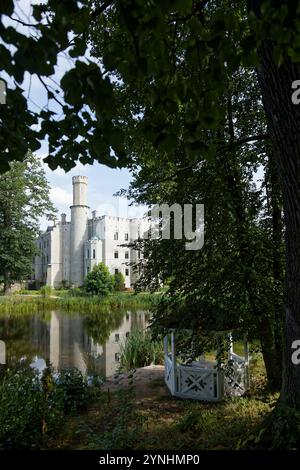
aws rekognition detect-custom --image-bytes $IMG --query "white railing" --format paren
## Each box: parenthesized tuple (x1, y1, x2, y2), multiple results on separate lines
(176, 365, 222, 401)
(165, 354, 174, 392)
(224, 353, 249, 396)
(163, 333, 249, 402)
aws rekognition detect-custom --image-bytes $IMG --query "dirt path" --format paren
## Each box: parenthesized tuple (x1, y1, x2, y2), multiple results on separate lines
(102, 365, 169, 401)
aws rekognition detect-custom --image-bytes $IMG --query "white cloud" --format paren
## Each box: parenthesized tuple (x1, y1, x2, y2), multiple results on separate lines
(50, 186, 72, 207)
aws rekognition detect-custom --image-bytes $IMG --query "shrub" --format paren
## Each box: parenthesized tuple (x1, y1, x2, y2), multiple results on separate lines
(56, 369, 89, 414)
(113, 272, 125, 291)
(68, 286, 84, 297)
(40, 285, 52, 298)
(0, 366, 90, 449)
(120, 329, 164, 371)
(0, 366, 64, 449)
(83, 263, 114, 297)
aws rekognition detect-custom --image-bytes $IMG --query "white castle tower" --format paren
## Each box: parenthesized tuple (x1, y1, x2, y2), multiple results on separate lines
(70, 176, 89, 286)
(34, 175, 149, 289)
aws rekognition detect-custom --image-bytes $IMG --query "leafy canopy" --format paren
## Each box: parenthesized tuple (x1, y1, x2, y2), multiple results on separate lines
(2, 1, 300, 173)
(0, 151, 56, 289)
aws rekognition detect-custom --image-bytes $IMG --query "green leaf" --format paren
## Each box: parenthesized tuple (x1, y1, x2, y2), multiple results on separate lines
(0, 0, 14, 16)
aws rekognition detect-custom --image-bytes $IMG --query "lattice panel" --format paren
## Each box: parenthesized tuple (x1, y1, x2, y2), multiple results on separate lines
(224, 360, 247, 397)
(178, 366, 218, 400)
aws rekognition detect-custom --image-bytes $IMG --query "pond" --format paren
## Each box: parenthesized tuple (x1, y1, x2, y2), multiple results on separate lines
(0, 309, 150, 378)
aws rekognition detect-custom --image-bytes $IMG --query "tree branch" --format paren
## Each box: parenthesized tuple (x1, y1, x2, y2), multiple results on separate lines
(227, 133, 269, 150)
(37, 75, 64, 109)
(91, 0, 114, 19)
(9, 16, 38, 28)
(153, 133, 269, 185)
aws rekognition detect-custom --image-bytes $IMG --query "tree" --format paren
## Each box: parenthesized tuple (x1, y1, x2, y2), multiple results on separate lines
(129, 116, 284, 390)
(113, 271, 125, 291)
(83, 263, 114, 297)
(88, 0, 300, 405)
(248, 0, 300, 410)
(1, 0, 300, 407)
(0, 151, 56, 293)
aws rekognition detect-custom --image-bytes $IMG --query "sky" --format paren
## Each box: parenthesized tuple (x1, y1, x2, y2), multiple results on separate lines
(4, 1, 145, 230)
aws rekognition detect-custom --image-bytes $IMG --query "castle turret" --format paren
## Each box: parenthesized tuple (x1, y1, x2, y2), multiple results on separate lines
(70, 176, 89, 286)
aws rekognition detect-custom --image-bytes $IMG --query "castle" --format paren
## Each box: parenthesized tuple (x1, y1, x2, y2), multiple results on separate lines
(33, 175, 148, 288)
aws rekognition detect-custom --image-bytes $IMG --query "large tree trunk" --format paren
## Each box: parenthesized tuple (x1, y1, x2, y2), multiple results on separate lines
(268, 151, 284, 371)
(249, 1, 300, 407)
(260, 317, 282, 391)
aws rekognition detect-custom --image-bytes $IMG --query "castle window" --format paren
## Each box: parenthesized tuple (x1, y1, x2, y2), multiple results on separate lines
(115, 334, 120, 342)
(114, 251, 118, 259)
(87, 267, 90, 274)
(125, 268, 129, 276)
(87, 249, 90, 258)
(93, 249, 96, 259)
(125, 251, 129, 259)
(125, 233, 129, 241)
(114, 232, 118, 240)
(115, 268, 118, 275)
(115, 353, 120, 362)
(126, 332, 130, 338)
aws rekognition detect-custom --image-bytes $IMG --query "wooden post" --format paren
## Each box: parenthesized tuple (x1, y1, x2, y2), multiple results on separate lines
(171, 331, 177, 395)
(243, 334, 250, 389)
(163, 334, 168, 358)
(228, 332, 233, 359)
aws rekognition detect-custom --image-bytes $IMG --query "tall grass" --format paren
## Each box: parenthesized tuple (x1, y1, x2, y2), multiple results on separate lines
(0, 292, 159, 315)
(119, 329, 164, 371)
(39, 285, 52, 298)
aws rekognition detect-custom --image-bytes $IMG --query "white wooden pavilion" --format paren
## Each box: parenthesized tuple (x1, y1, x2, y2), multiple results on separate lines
(164, 331, 250, 402)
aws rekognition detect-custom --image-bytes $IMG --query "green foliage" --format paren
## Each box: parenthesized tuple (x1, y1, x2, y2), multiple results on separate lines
(15, 289, 40, 295)
(0, 292, 157, 315)
(0, 152, 56, 292)
(240, 404, 300, 450)
(1, 0, 292, 173)
(120, 329, 164, 371)
(56, 369, 89, 414)
(175, 409, 203, 433)
(83, 263, 114, 297)
(0, 366, 64, 449)
(0, 365, 91, 449)
(68, 286, 85, 297)
(39, 285, 52, 298)
(113, 271, 125, 292)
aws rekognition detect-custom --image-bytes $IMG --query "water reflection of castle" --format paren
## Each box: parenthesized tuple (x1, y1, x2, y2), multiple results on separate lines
(30, 310, 148, 377)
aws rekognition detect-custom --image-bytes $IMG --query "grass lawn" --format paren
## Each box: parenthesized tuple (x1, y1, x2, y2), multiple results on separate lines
(47, 352, 275, 450)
